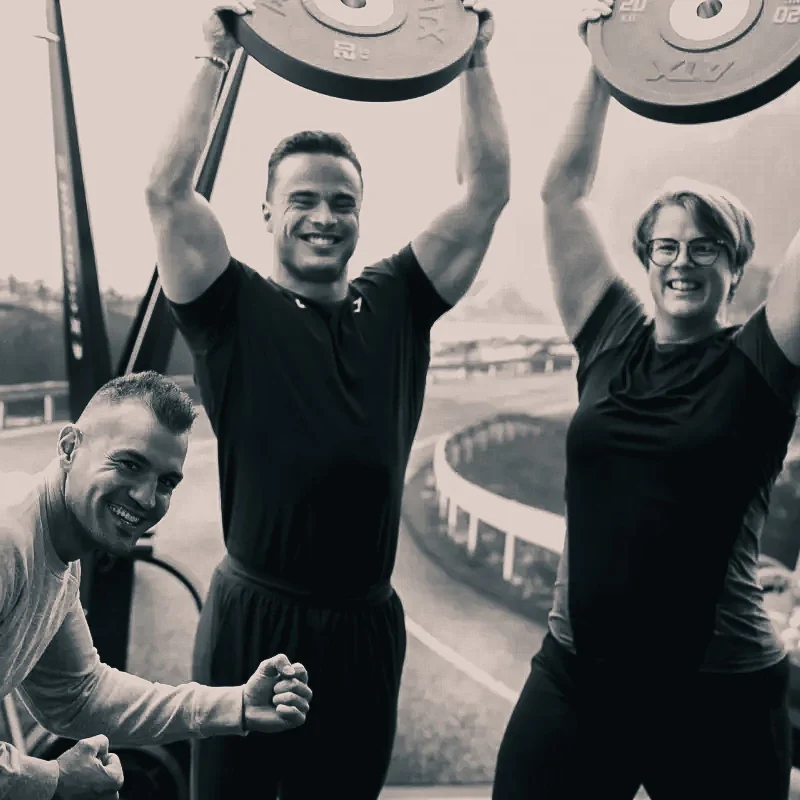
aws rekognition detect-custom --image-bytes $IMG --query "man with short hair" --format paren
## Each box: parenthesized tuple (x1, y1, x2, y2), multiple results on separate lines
(1, 371, 312, 800)
(145, 0, 510, 797)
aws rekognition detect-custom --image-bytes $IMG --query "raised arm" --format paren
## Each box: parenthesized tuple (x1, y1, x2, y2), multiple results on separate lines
(540, 2, 618, 341)
(145, 3, 254, 304)
(411, 1, 510, 308)
(766, 229, 800, 367)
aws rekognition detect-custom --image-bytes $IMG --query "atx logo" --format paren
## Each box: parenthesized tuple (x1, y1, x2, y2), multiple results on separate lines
(647, 60, 734, 82)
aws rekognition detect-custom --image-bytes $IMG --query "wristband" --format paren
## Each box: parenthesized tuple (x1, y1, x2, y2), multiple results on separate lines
(467, 49, 488, 70)
(195, 54, 229, 74)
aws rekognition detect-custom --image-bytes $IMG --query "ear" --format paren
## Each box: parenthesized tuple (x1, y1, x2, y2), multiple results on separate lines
(57, 425, 82, 471)
(262, 201, 273, 234)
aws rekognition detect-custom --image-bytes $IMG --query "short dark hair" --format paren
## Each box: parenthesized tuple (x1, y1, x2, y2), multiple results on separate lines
(633, 183, 755, 270)
(82, 371, 197, 435)
(266, 130, 363, 200)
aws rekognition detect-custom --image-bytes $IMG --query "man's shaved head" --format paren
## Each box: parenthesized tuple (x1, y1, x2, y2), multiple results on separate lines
(51, 372, 196, 562)
(78, 371, 197, 435)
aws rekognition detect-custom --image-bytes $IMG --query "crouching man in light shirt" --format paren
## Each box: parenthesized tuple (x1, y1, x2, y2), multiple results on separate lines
(0, 371, 312, 799)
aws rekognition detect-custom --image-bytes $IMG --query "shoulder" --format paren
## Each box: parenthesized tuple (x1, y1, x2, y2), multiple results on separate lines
(0, 472, 38, 545)
(731, 305, 800, 412)
(354, 245, 451, 327)
(353, 245, 418, 290)
(0, 478, 37, 608)
(167, 258, 274, 351)
(574, 278, 649, 377)
(171, 257, 265, 307)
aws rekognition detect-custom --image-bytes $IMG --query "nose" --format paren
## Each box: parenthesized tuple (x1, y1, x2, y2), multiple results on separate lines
(673, 242, 693, 268)
(309, 202, 336, 227)
(128, 479, 158, 511)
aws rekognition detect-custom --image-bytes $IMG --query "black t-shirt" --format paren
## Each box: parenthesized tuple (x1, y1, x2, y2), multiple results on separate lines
(566, 279, 800, 672)
(169, 245, 450, 598)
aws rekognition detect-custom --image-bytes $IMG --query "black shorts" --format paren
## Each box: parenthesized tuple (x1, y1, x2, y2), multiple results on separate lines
(190, 555, 407, 800)
(492, 632, 791, 800)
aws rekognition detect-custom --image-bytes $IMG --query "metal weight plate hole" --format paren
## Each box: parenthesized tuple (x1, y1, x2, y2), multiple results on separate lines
(668, 0, 750, 42)
(697, 0, 723, 18)
(313, 0, 395, 27)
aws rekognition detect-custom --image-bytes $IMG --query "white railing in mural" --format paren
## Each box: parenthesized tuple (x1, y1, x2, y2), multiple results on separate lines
(431, 414, 566, 586)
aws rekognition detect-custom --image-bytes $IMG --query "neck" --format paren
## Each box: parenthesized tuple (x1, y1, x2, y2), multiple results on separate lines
(42, 461, 90, 565)
(653, 308, 727, 345)
(271, 262, 349, 304)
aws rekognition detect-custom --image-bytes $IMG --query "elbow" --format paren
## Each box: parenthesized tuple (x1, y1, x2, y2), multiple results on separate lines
(144, 183, 172, 210)
(541, 163, 591, 206)
(494, 171, 511, 209)
(468, 165, 511, 214)
(540, 179, 581, 208)
(30, 706, 74, 740)
(144, 180, 191, 210)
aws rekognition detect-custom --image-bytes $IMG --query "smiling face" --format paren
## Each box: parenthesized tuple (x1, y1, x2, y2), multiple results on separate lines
(646, 203, 741, 338)
(60, 398, 188, 557)
(263, 152, 362, 295)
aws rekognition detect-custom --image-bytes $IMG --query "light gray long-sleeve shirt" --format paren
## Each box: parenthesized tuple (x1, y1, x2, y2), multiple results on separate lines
(0, 465, 246, 800)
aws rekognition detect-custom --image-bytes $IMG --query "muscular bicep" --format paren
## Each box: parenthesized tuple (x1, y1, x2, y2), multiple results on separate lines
(146, 191, 231, 304)
(544, 199, 618, 342)
(412, 192, 505, 308)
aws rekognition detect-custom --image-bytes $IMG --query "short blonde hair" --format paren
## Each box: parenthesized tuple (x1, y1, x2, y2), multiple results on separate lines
(632, 177, 755, 270)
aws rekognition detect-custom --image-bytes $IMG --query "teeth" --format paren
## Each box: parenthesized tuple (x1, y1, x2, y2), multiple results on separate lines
(668, 280, 700, 291)
(306, 236, 336, 245)
(109, 504, 141, 525)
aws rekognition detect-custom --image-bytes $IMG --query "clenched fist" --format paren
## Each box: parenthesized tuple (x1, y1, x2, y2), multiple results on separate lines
(54, 735, 124, 799)
(242, 654, 312, 733)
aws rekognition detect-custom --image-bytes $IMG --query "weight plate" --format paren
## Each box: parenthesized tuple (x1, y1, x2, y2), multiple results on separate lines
(587, 0, 800, 123)
(117, 747, 188, 800)
(222, 0, 479, 102)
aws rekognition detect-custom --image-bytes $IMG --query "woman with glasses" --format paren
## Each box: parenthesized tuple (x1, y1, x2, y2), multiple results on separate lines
(491, 2, 800, 799)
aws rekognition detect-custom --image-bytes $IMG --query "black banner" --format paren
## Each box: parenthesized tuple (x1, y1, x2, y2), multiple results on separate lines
(117, 50, 248, 377)
(43, 0, 112, 420)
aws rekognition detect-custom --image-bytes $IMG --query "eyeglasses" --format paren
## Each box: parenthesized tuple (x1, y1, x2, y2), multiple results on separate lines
(646, 237, 727, 268)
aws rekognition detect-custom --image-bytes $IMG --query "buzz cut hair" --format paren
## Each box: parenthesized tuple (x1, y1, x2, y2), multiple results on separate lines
(80, 371, 197, 435)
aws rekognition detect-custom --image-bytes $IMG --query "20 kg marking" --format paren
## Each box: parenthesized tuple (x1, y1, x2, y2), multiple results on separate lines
(333, 40, 370, 61)
(618, 0, 647, 22)
(773, 5, 800, 23)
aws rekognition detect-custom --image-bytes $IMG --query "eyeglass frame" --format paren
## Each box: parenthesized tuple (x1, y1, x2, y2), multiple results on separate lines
(645, 237, 732, 268)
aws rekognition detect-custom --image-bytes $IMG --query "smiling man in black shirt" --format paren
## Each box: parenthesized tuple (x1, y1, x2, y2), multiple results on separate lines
(144, 2, 509, 798)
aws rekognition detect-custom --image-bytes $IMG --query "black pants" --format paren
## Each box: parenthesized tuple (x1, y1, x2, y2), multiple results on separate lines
(190, 555, 407, 800)
(493, 632, 791, 800)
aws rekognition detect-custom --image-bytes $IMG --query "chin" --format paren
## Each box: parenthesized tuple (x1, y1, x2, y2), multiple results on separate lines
(103, 535, 139, 557)
(296, 261, 347, 284)
(663, 301, 709, 319)
(660, 290, 714, 319)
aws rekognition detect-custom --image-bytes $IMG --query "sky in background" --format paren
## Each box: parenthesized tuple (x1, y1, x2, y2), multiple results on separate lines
(5, 0, 798, 315)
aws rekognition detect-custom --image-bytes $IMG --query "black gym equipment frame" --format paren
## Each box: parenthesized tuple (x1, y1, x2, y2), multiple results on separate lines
(20, 3, 249, 797)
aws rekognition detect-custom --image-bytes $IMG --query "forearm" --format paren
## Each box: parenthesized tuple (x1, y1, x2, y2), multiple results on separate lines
(0, 742, 59, 800)
(21, 663, 246, 747)
(541, 69, 610, 204)
(146, 55, 229, 201)
(457, 56, 511, 210)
